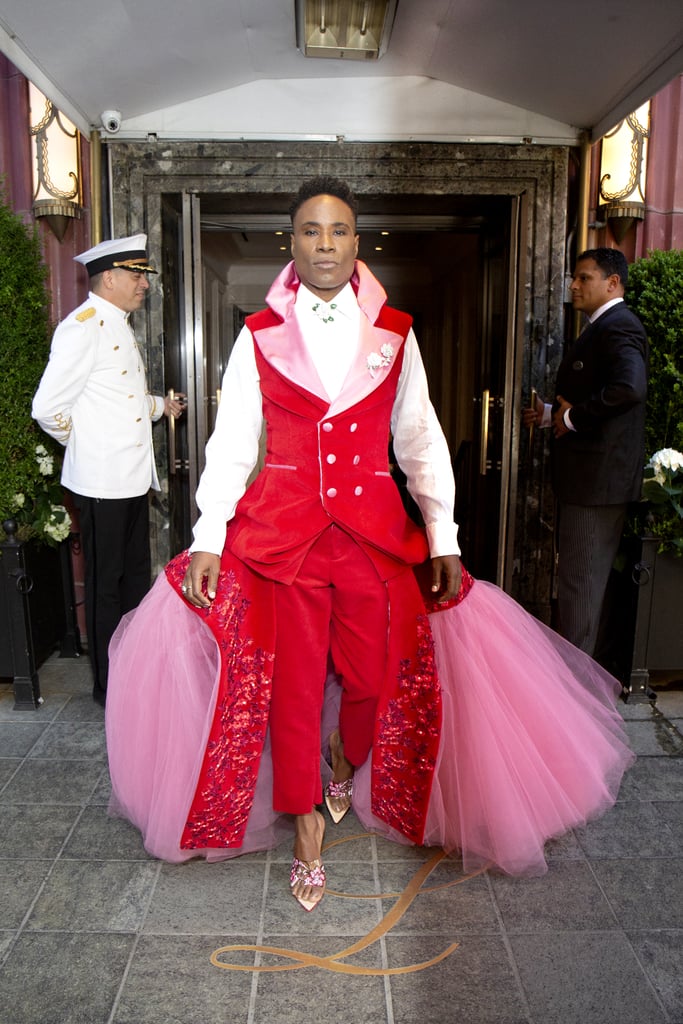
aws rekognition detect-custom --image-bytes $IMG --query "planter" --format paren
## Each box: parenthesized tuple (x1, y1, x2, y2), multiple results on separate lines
(628, 536, 683, 694)
(600, 535, 683, 701)
(0, 519, 81, 709)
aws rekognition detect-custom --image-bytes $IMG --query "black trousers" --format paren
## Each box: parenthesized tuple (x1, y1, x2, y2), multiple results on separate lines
(75, 493, 151, 697)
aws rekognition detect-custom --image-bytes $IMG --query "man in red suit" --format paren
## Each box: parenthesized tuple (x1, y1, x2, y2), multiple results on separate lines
(182, 177, 461, 910)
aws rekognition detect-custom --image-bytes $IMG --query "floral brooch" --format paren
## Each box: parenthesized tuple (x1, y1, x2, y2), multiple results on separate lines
(366, 343, 394, 377)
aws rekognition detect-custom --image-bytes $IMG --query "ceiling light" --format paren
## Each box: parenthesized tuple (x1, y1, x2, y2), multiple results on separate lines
(295, 0, 398, 61)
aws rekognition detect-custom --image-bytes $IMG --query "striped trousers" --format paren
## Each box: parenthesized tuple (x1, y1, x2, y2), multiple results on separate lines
(557, 502, 627, 656)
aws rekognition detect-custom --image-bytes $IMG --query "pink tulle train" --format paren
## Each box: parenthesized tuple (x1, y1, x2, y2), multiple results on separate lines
(106, 573, 634, 875)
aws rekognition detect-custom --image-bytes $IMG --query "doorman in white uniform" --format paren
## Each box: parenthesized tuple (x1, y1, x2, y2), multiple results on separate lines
(33, 234, 186, 705)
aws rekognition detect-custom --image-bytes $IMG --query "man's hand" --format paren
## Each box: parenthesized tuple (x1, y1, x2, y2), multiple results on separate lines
(431, 554, 462, 603)
(552, 394, 573, 437)
(522, 393, 544, 429)
(181, 551, 220, 607)
(164, 393, 187, 419)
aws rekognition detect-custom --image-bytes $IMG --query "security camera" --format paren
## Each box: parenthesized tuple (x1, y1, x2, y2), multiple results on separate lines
(101, 110, 122, 134)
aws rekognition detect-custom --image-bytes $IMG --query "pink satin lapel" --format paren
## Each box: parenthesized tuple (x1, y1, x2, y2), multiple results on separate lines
(254, 259, 405, 414)
(252, 316, 329, 401)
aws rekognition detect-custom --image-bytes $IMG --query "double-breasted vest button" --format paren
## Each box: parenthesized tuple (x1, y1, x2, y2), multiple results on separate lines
(349, 422, 358, 432)
(326, 487, 337, 498)
(326, 453, 336, 464)
(572, 360, 584, 371)
(354, 486, 363, 496)
(322, 422, 333, 432)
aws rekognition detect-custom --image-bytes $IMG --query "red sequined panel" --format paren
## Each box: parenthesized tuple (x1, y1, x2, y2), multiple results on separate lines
(371, 572, 443, 844)
(372, 614, 441, 844)
(165, 553, 275, 849)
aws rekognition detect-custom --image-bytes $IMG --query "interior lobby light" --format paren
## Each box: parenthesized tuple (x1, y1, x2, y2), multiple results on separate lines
(598, 101, 650, 243)
(295, 0, 398, 60)
(28, 82, 82, 241)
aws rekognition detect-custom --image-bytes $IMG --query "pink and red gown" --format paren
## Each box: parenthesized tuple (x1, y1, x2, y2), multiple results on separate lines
(105, 553, 634, 877)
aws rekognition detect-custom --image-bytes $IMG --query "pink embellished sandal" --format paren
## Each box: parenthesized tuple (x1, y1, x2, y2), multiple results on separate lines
(325, 729, 354, 824)
(290, 856, 326, 912)
(324, 777, 353, 824)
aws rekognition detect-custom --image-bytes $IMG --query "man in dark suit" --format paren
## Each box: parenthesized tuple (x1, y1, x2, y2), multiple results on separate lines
(525, 247, 647, 655)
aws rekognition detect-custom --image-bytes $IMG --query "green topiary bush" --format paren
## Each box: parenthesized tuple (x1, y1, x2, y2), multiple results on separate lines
(627, 248, 683, 458)
(0, 190, 70, 545)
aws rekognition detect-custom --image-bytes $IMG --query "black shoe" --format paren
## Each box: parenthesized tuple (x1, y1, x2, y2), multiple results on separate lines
(92, 688, 106, 708)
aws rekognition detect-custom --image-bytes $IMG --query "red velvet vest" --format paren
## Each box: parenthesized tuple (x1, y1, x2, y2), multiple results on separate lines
(226, 307, 429, 583)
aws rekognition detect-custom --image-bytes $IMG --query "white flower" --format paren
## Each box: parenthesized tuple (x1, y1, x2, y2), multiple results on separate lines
(651, 448, 683, 473)
(35, 444, 48, 457)
(43, 505, 71, 543)
(12, 493, 25, 508)
(647, 448, 683, 484)
(366, 344, 394, 378)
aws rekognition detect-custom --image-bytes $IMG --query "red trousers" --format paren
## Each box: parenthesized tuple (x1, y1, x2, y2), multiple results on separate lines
(270, 525, 400, 814)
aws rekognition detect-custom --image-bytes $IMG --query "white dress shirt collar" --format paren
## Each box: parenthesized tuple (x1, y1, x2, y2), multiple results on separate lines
(589, 296, 624, 323)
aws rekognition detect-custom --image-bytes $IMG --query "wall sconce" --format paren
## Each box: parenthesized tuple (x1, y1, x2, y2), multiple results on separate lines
(29, 82, 82, 242)
(598, 101, 650, 243)
(295, 0, 398, 60)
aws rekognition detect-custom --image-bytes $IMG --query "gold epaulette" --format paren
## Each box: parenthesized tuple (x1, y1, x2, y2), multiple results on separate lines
(75, 307, 96, 322)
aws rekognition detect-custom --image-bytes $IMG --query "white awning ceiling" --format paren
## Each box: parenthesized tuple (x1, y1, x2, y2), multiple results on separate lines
(1, 0, 682, 144)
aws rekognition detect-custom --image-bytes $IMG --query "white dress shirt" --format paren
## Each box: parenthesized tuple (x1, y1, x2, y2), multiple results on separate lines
(192, 282, 460, 557)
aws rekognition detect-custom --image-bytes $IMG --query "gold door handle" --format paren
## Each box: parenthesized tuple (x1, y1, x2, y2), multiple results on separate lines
(479, 388, 490, 476)
(528, 387, 537, 456)
(168, 388, 177, 475)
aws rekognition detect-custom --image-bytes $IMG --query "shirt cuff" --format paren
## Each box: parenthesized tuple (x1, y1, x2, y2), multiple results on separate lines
(426, 520, 461, 558)
(189, 514, 227, 556)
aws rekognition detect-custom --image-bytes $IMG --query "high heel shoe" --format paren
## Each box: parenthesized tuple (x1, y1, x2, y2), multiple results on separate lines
(326, 729, 354, 824)
(324, 777, 353, 824)
(291, 809, 326, 912)
(290, 856, 326, 912)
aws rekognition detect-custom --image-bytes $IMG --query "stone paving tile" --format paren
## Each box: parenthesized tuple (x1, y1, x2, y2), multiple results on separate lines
(388, 933, 528, 1024)
(590, 857, 683, 931)
(490, 861, 620, 933)
(26, 859, 160, 932)
(627, 929, 683, 1022)
(112, 933, 256, 1024)
(509, 930, 667, 1024)
(0, 803, 80, 858)
(0, 931, 134, 1024)
(63, 804, 153, 859)
(0, 758, 101, 804)
(27, 721, 107, 761)
(0, 722, 48, 757)
(0, 861, 52, 929)
(0, 758, 20, 790)
(575, 799, 680, 859)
